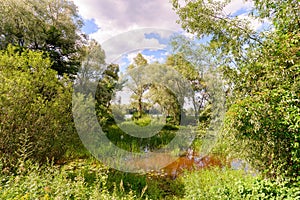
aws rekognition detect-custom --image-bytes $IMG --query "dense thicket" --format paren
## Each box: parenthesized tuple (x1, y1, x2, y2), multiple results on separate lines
(0, 46, 77, 167)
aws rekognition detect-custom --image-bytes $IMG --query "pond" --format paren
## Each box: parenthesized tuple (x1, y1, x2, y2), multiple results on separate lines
(131, 150, 251, 179)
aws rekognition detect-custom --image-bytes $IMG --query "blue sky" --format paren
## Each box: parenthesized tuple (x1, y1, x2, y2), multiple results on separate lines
(82, 18, 99, 35)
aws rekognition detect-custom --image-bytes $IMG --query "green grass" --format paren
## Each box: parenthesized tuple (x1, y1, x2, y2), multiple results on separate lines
(103, 122, 178, 153)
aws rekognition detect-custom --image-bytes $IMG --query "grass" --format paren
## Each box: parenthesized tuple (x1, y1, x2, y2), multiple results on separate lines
(103, 122, 178, 153)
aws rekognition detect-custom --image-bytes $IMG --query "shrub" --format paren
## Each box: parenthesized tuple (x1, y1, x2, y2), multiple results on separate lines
(133, 115, 152, 127)
(0, 46, 77, 168)
(180, 168, 255, 200)
(180, 168, 300, 200)
(241, 177, 300, 200)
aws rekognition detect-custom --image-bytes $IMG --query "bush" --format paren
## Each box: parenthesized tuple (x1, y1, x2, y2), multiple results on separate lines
(180, 168, 255, 200)
(223, 30, 300, 179)
(0, 46, 77, 168)
(180, 167, 300, 200)
(133, 115, 152, 127)
(242, 177, 300, 200)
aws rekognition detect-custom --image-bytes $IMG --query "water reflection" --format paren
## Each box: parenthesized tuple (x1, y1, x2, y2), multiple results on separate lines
(146, 151, 252, 179)
(161, 154, 226, 179)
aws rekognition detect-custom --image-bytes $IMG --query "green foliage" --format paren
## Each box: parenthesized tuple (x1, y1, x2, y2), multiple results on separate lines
(132, 115, 152, 127)
(107, 170, 148, 197)
(181, 168, 300, 200)
(77, 39, 106, 95)
(0, 0, 84, 76)
(111, 104, 125, 122)
(127, 53, 150, 119)
(243, 177, 300, 200)
(181, 168, 255, 200)
(172, 0, 300, 179)
(251, 0, 300, 33)
(129, 53, 148, 69)
(0, 46, 77, 167)
(224, 32, 300, 178)
(149, 84, 181, 125)
(171, 0, 261, 64)
(95, 64, 120, 126)
(0, 157, 187, 200)
(1, 158, 298, 200)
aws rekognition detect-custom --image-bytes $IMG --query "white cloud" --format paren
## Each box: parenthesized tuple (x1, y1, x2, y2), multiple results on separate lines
(238, 13, 265, 31)
(222, 0, 267, 31)
(223, 0, 253, 15)
(73, 0, 264, 60)
(101, 28, 173, 63)
(73, 0, 181, 43)
(143, 54, 164, 64)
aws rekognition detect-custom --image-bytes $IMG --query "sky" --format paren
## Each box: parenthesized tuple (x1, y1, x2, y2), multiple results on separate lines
(73, 0, 264, 68)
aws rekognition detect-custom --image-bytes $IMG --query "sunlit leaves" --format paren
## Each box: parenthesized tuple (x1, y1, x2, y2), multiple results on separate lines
(0, 46, 75, 165)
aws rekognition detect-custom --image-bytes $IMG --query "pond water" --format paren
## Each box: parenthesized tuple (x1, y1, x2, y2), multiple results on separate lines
(159, 153, 227, 179)
(137, 151, 250, 179)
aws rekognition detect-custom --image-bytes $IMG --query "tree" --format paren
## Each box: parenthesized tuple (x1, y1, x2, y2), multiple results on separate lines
(95, 64, 120, 126)
(171, 0, 262, 66)
(169, 35, 226, 130)
(0, 0, 85, 76)
(127, 53, 149, 119)
(73, 39, 121, 127)
(224, 31, 300, 178)
(166, 53, 206, 121)
(148, 83, 181, 125)
(76, 39, 106, 94)
(172, 0, 300, 179)
(251, 0, 300, 34)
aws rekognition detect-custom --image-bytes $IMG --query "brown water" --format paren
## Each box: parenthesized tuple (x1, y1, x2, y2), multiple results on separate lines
(159, 154, 227, 179)
(133, 151, 228, 179)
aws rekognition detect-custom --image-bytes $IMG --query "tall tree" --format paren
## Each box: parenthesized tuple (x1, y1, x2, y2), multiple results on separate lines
(76, 39, 106, 94)
(127, 53, 149, 119)
(172, 0, 300, 178)
(147, 83, 181, 125)
(0, 0, 85, 76)
(166, 53, 206, 121)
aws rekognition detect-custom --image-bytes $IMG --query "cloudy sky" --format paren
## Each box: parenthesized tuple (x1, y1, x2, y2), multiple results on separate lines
(73, 0, 180, 42)
(72, 0, 262, 69)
